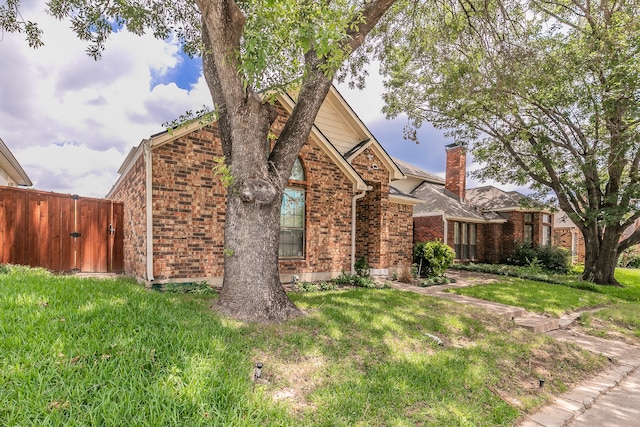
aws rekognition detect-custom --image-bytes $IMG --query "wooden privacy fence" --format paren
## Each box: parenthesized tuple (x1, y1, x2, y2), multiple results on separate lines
(0, 186, 124, 273)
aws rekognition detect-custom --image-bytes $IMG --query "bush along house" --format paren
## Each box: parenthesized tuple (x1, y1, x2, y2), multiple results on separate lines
(394, 143, 554, 263)
(106, 86, 421, 286)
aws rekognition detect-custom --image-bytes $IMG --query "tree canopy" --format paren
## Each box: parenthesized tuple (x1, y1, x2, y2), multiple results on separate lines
(2, 0, 398, 321)
(378, 0, 640, 284)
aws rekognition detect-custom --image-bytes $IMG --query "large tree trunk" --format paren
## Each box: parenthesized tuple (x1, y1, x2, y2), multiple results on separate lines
(217, 189, 302, 322)
(581, 229, 621, 286)
(213, 97, 302, 322)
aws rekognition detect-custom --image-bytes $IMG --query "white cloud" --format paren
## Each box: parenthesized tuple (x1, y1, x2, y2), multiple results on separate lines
(0, 9, 211, 198)
(0, 6, 517, 199)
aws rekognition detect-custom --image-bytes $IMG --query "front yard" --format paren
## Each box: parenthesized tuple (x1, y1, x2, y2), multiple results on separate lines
(449, 267, 640, 345)
(0, 264, 610, 426)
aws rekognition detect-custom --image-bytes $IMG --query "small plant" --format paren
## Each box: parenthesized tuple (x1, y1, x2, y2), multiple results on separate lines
(335, 271, 358, 285)
(355, 276, 376, 288)
(397, 266, 414, 283)
(294, 281, 338, 292)
(354, 256, 371, 278)
(413, 240, 455, 278)
(334, 271, 387, 289)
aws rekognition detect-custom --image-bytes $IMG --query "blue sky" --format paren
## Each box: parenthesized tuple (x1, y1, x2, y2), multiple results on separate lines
(0, 6, 502, 199)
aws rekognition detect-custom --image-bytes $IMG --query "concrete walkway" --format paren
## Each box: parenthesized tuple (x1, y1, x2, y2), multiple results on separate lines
(388, 271, 640, 427)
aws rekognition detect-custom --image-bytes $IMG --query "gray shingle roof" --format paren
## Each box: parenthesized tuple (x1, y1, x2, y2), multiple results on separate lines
(465, 185, 544, 211)
(392, 158, 445, 185)
(412, 182, 492, 221)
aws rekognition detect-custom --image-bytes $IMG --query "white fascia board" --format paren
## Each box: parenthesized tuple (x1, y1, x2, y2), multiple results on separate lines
(389, 194, 423, 205)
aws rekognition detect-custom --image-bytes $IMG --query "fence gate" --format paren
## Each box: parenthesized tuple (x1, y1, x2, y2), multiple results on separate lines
(0, 186, 124, 273)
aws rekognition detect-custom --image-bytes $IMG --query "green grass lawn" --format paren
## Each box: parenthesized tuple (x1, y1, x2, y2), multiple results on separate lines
(450, 267, 640, 343)
(1, 265, 608, 426)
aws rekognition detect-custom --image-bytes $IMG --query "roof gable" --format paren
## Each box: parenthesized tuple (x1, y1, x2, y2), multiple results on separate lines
(0, 137, 32, 186)
(112, 88, 372, 193)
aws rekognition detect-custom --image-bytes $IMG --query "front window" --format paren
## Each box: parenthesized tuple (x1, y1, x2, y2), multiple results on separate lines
(469, 223, 477, 259)
(524, 212, 534, 243)
(279, 158, 306, 258)
(542, 213, 552, 246)
(461, 223, 469, 259)
(453, 222, 477, 260)
(454, 222, 461, 259)
(280, 189, 305, 257)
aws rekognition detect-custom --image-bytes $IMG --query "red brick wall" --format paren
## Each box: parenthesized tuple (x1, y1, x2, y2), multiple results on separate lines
(351, 147, 391, 270)
(108, 153, 148, 279)
(110, 106, 414, 281)
(414, 215, 445, 243)
(387, 202, 414, 271)
(151, 127, 227, 280)
(479, 223, 502, 263)
(355, 181, 383, 267)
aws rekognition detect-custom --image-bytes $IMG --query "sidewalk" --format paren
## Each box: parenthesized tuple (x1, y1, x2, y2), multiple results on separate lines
(388, 270, 640, 427)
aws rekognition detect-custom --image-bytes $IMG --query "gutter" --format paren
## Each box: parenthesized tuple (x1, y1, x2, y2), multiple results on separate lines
(351, 189, 370, 275)
(144, 140, 155, 282)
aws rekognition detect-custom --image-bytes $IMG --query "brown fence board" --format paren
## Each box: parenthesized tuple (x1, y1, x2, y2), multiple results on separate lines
(0, 186, 123, 273)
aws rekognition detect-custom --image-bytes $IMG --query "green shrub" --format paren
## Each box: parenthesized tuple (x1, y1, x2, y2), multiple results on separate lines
(413, 240, 455, 278)
(507, 242, 571, 274)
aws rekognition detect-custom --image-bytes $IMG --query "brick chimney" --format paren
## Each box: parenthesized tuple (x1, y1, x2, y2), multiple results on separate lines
(445, 142, 467, 201)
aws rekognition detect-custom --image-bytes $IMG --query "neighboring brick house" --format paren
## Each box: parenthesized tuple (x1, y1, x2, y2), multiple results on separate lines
(107, 86, 420, 285)
(554, 211, 640, 263)
(394, 143, 554, 263)
(0, 137, 32, 188)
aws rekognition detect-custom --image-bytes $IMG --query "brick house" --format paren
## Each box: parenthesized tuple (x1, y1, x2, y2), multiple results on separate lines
(106, 86, 420, 285)
(554, 211, 640, 263)
(0, 137, 32, 188)
(395, 143, 554, 263)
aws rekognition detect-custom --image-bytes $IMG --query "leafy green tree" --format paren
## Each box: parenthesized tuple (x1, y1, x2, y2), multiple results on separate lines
(2, 0, 398, 321)
(378, 0, 640, 285)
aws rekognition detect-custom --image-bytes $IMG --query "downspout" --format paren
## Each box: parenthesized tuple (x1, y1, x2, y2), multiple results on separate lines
(351, 189, 369, 275)
(144, 140, 155, 282)
(442, 214, 448, 245)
